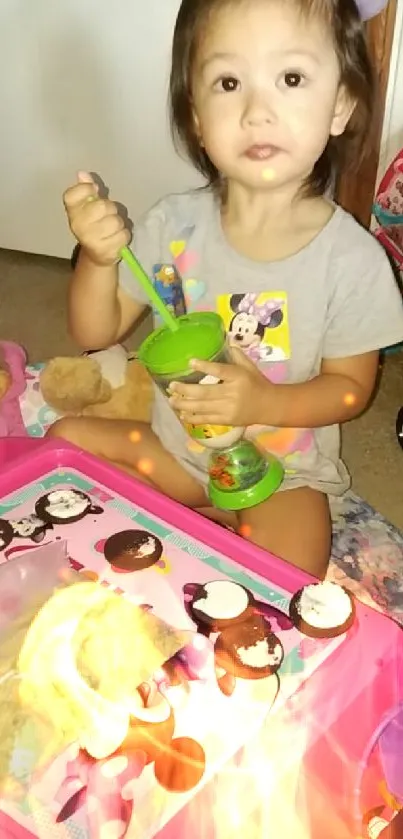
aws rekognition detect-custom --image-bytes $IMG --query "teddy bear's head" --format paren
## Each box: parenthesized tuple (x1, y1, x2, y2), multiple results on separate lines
(40, 357, 112, 414)
(40, 351, 153, 422)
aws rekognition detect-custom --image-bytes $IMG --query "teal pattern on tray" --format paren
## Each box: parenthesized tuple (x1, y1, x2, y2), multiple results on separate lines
(40, 472, 94, 492)
(0, 471, 94, 515)
(280, 646, 306, 676)
(15, 802, 86, 839)
(0, 484, 41, 514)
(0, 470, 290, 610)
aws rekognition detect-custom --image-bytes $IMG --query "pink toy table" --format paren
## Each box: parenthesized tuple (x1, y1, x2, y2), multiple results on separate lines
(0, 437, 45, 467)
(0, 440, 401, 839)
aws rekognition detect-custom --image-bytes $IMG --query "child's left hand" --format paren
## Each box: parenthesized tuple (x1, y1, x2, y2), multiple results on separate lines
(168, 346, 273, 427)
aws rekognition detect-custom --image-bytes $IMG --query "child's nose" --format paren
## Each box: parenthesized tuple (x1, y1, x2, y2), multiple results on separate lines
(242, 88, 276, 126)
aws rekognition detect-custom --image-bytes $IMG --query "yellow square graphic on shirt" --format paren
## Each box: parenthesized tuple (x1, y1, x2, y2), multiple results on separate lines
(217, 292, 290, 362)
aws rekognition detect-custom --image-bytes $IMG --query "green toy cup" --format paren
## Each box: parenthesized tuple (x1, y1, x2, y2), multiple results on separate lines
(137, 312, 244, 448)
(208, 442, 284, 510)
(138, 311, 284, 510)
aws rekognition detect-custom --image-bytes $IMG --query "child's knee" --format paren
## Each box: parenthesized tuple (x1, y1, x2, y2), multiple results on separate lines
(45, 417, 81, 444)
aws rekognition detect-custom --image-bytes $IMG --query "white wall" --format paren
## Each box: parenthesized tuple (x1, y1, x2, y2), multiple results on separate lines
(1, 1, 402, 256)
(0, 0, 201, 258)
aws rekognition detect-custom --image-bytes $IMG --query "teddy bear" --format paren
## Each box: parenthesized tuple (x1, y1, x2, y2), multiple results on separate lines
(39, 344, 153, 423)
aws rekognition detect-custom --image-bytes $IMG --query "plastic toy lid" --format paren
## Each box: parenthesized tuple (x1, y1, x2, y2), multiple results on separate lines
(208, 454, 284, 511)
(138, 312, 226, 377)
(373, 202, 403, 227)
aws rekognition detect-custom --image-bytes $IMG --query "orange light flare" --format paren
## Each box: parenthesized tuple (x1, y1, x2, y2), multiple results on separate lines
(210, 756, 301, 839)
(211, 751, 325, 839)
(137, 457, 154, 477)
(129, 429, 142, 443)
(238, 524, 252, 539)
(343, 392, 357, 408)
(206, 686, 336, 839)
(0, 776, 25, 802)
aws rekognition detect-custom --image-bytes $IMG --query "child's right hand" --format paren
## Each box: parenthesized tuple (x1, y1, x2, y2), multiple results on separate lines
(63, 171, 131, 266)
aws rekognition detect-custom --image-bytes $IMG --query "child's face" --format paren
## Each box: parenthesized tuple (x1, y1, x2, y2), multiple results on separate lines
(191, 0, 354, 192)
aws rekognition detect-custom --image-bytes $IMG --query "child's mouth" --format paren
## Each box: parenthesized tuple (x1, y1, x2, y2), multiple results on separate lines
(244, 144, 280, 160)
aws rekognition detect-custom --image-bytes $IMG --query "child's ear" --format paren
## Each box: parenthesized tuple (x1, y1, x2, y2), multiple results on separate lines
(330, 85, 357, 137)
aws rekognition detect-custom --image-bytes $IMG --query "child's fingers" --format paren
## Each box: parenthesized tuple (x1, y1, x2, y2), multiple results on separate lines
(82, 198, 119, 222)
(77, 170, 96, 185)
(168, 382, 222, 402)
(97, 214, 126, 239)
(89, 228, 131, 261)
(228, 345, 257, 369)
(63, 172, 99, 212)
(72, 227, 131, 265)
(63, 182, 98, 212)
(189, 359, 233, 380)
(180, 409, 226, 425)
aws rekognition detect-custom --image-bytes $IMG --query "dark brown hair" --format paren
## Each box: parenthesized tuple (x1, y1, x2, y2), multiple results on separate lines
(169, 0, 376, 196)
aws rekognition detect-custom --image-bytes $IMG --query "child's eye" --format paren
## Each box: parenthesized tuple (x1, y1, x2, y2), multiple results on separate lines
(214, 75, 240, 93)
(281, 71, 306, 88)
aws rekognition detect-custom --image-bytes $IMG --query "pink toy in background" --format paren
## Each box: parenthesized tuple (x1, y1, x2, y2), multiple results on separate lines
(0, 341, 28, 437)
(373, 147, 403, 276)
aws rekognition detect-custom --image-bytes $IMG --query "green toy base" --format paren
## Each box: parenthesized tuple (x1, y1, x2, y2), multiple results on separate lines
(208, 454, 284, 511)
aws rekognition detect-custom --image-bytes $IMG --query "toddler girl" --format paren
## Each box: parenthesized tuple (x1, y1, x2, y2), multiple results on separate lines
(53, 0, 403, 578)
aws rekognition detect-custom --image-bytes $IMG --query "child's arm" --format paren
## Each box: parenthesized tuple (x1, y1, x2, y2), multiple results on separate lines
(68, 249, 145, 350)
(257, 351, 379, 428)
(64, 173, 146, 350)
(170, 349, 379, 429)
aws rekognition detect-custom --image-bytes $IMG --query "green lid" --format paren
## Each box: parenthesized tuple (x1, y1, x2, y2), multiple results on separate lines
(208, 450, 284, 511)
(138, 312, 226, 377)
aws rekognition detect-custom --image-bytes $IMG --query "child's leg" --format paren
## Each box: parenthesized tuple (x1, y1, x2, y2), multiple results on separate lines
(46, 417, 234, 528)
(237, 487, 331, 579)
(47, 417, 209, 505)
(47, 420, 330, 570)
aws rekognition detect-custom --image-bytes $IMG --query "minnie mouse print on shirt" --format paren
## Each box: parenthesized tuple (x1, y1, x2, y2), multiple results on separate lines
(217, 292, 291, 369)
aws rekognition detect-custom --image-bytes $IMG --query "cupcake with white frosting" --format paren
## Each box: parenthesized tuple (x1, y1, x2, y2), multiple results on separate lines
(289, 581, 355, 639)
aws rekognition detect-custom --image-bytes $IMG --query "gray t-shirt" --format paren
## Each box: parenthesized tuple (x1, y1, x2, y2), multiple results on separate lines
(119, 189, 403, 496)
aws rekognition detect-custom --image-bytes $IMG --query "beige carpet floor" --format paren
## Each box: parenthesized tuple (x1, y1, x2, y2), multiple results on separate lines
(1, 246, 403, 530)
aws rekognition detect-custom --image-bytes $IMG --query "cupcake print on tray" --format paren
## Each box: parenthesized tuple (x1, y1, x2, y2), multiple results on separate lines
(183, 579, 293, 695)
(289, 581, 356, 639)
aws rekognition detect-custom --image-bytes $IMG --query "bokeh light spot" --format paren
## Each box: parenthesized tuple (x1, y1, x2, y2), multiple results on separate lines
(343, 392, 357, 407)
(238, 524, 252, 538)
(129, 430, 142, 443)
(82, 569, 99, 582)
(137, 458, 154, 476)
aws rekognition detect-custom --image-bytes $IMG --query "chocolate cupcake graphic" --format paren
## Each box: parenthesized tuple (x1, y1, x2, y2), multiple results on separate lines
(184, 580, 254, 633)
(35, 490, 103, 525)
(56, 683, 206, 830)
(215, 617, 284, 680)
(183, 579, 287, 696)
(289, 581, 355, 639)
(0, 518, 13, 552)
(183, 579, 292, 635)
(10, 514, 52, 543)
(103, 529, 163, 572)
